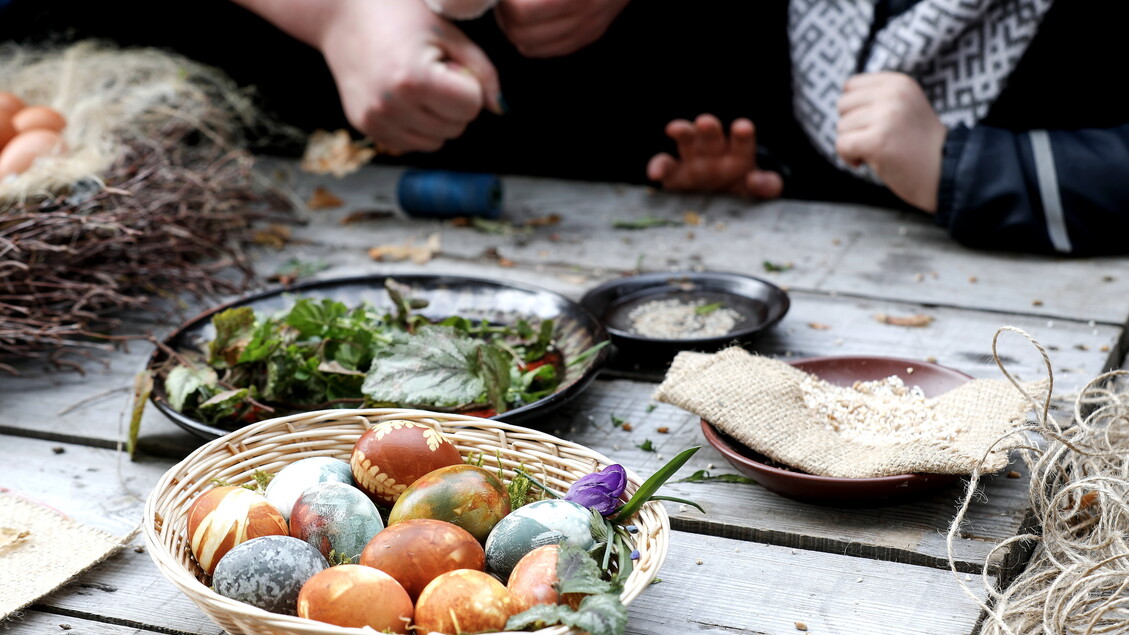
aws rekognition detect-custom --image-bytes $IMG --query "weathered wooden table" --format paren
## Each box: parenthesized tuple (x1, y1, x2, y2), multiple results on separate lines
(2, 160, 1126, 635)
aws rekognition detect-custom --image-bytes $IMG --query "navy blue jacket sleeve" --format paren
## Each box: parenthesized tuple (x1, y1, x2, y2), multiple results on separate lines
(935, 123, 1129, 256)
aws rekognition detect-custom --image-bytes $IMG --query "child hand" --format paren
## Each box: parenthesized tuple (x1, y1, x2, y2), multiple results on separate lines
(835, 72, 948, 212)
(646, 114, 784, 199)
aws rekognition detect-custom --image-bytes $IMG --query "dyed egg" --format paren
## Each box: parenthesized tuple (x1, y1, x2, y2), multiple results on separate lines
(290, 481, 384, 563)
(186, 485, 288, 575)
(297, 564, 413, 631)
(507, 544, 562, 612)
(359, 518, 484, 601)
(350, 419, 463, 507)
(11, 106, 67, 133)
(414, 569, 515, 635)
(264, 456, 353, 522)
(0, 92, 26, 114)
(212, 535, 328, 615)
(0, 114, 15, 150)
(388, 464, 511, 542)
(484, 499, 595, 579)
(0, 129, 65, 178)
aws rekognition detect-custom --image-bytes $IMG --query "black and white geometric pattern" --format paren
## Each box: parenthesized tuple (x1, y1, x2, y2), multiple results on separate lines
(789, 0, 1053, 182)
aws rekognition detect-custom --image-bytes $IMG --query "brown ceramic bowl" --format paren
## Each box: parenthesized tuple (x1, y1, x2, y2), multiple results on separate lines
(701, 355, 969, 507)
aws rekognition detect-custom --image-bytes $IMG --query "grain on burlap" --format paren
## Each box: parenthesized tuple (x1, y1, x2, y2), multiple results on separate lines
(653, 348, 1041, 478)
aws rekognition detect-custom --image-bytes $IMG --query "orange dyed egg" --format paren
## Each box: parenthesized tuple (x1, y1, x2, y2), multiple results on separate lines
(297, 564, 413, 632)
(506, 544, 561, 612)
(186, 485, 289, 575)
(0, 92, 25, 115)
(414, 569, 516, 635)
(0, 129, 65, 178)
(359, 518, 485, 601)
(11, 105, 67, 133)
(350, 419, 463, 507)
(0, 114, 15, 151)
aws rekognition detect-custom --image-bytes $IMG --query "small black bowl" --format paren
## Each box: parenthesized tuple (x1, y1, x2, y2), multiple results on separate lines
(579, 271, 789, 368)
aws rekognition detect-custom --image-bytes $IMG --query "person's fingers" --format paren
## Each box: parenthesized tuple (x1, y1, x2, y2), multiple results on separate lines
(666, 119, 698, 161)
(835, 129, 872, 168)
(438, 32, 503, 114)
(694, 114, 726, 157)
(746, 170, 784, 199)
(729, 118, 756, 161)
(646, 152, 678, 183)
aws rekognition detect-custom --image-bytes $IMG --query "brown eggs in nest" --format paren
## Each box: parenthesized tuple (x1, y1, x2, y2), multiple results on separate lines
(0, 129, 66, 178)
(350, 419, 463, 507)
(11, 105, 67, 133)
(414, 568, 516, 635)
(359, 518, 485, 602)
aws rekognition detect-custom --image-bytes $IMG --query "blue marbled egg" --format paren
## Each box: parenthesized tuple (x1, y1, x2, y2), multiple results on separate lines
(212, 535, 329, 615)
(264, 456, 353, 522)
(484, 499, 596, 579)
(290, 481, 385, 563)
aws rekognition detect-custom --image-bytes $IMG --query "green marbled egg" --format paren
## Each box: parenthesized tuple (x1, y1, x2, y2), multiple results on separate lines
(387, 464, 511, 542)
(484, 499, 595, 580)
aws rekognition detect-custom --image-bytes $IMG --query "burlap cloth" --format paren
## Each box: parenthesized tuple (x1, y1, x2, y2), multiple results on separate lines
(0, 494, 132, 621)
(654, 349, 1041, 478)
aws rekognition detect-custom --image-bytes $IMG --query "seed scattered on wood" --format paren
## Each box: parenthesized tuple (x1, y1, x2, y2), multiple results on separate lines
(795, 621, 808, 631)
(808, 322, 831, 330)
(656, 427, 669, 434)
(1007, 470, 1022, 478)
(874, 313, 934, 327)
(621, 423, 633, 431)
(1033, 299, 1044, 306)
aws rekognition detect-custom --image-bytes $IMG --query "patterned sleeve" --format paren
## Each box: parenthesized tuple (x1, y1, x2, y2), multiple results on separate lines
(935, 123, 1129, 256)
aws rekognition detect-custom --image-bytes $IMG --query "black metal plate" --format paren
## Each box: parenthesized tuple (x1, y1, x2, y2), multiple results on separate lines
(147, 274, 609, 440)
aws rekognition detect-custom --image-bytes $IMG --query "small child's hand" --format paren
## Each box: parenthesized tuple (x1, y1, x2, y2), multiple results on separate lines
(646, 114, 783, 199)
(835, 72, 947, 212)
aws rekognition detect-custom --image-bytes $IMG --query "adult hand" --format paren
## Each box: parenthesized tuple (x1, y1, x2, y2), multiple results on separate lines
(836, 72, 948, 212)
(495, 0, 631, 58)
(646, 114, 784, 199)
(236, 0, 503, 153)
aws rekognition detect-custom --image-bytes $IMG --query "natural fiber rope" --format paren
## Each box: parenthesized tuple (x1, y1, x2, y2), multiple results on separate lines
(947, 326, 1129, 634)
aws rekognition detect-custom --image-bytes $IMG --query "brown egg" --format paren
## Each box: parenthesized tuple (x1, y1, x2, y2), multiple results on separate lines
(359, 518, 485, 601)
(0, 129, 66, 178)
(414, 569, 516, 635)
(297, 564, 413, 631)
(0, 113, 15, 151)
(185, 485, 289, 575)
(0, 92, 25, 114)
(350, 419, 463, 507)
(11, 105, 67, 133)
(506, 544, 561, 612)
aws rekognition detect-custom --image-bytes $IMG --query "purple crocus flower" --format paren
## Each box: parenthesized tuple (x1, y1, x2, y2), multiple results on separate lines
(564, 464, 627, 515)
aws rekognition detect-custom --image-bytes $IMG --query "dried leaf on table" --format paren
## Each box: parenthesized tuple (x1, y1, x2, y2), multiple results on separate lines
(340, 209, 394, 225)
(808, 322, 832, 330)
(252, 224, 292, 249)
(683, 211, 702, 226)
(300, 129, 377, 177)
(874, 313, 934, 327)
(306, 186, 344, 210)
(368, 233, 441, 264)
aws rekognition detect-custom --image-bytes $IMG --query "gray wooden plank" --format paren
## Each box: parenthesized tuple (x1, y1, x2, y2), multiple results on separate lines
(268, 162, 1129, 327)
(0, 287, 1115, 454)
(0, 610, 187, 634)
(626, 531, 992, 635)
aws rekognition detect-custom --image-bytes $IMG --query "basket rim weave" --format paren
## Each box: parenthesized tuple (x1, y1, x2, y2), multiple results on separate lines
(143, 408, 670, 635)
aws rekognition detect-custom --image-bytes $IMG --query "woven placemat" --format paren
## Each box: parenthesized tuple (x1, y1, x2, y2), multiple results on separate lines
(0, 494, 131, 621)
(654, 348, 1042, 478)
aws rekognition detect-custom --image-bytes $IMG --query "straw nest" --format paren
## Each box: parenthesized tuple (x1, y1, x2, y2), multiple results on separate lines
(0, 41, 295, 372)
(144, 408, 670, 635)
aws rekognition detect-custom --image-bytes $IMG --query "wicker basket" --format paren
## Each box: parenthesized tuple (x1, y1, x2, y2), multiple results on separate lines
(144, 408, 670, 635)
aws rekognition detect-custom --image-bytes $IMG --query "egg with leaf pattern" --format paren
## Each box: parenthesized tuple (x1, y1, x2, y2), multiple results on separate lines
(350, 419, 463, 507)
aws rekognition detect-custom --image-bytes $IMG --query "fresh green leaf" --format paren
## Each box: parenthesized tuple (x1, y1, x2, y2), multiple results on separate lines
(208, 307, 256, 368)
(694, 302, 723, 315)
(556, 542, 614, 596)
(285, 297, 348, 337)
(763, 260, 793, 273)
(636, 439, 655, 452)
(504, 594, 627, 635)
(164, 364, 218, 412)
(614, 446, 701, 522)
(197, 388, 250, 423)
(647, 495, 706, 514)
(362, 326, 509, 409)
(675, 469, 756, 484)
(568, 340, 609, 368)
